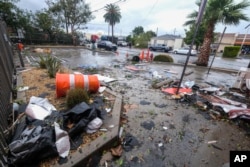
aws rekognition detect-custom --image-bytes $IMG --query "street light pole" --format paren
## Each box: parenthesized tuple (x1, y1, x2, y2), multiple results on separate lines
(207, 26, 227, 74)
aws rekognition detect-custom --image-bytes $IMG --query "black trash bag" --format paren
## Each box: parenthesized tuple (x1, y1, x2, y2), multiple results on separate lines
(122, 133, 140, 152)
(8, 126, 58, 166)
(63, 102, 98, 141)
(24, 109, 64, 128)
(8, 110, 64, 166)
(89, 96, 107, 120)
(63, 99, 107, 148)
(68, 118, 89, 138)
(63, 102, 92, 125)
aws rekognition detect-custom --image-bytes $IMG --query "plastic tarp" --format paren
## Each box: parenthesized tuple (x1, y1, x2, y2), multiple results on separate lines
(162, 88, 192, 95)
(54, 122, 70, 158)
(63, 97, 106, 148)
(8, 125, 58, 166)
(25, 96, 56, 120)
(94, 74, 117, 83)
(86, 117, 103, 134)
(8, 96, 106, 166)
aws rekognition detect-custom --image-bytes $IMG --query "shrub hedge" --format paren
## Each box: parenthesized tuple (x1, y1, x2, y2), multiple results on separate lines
(153, 54, 174, 62)
(222, 46, 240, 58)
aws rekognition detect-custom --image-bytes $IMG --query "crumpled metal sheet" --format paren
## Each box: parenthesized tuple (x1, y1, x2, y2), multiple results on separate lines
(212, 103, 246, 113)
(54, 122, 70, 158)
(228, 109, 250, 119)
(214, 95, 247, 108)
(25, 96, 56, 120)
(246, 79, 250, 89)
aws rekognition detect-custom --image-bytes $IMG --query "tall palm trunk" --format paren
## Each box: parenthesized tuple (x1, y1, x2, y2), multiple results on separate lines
(196, 21, 215, 66)
(111, 24, 114, 43)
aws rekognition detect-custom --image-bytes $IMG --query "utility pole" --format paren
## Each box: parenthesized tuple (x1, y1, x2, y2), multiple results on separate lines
(176, 0, 207, 95)
(173, 28, 176, 35)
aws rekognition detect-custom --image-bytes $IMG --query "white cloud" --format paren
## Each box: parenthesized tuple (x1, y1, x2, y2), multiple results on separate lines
(17, 0, 250, 36)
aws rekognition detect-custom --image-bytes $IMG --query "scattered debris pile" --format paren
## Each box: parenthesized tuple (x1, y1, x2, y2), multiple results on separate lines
(8, 95, 107, 166)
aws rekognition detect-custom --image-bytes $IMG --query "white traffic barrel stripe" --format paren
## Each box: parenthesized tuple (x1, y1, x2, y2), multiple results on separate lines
(83, 75, 89, 90)
(69, 74, 75, 89)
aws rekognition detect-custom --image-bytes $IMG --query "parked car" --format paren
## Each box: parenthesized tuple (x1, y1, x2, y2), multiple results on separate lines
(148, 44, 170, 52)
(173, 47, 197, 56)
(117, 41, 128, 47)
(97, 40, 117, 51)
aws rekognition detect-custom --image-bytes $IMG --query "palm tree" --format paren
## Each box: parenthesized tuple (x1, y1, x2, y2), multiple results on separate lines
(185, 0, 250, 66)
(103, 4, 121, 43)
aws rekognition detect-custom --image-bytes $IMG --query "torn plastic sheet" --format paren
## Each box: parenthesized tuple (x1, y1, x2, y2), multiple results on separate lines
(94, 74, 117, 83)
(8, 125, 58, 165)
(98, 86, 106, 93)
(63, 98, 106, 139)
(125, 65, 140, 71)
(246, 79, 250, 89)
(54, 122, 70, 158)
(182, 80, 195, 88)
(86, 117, 103, 134)
(25, 96, 56, 120)
(152, 71, 162, 79)
(228, 109, 250, 119)
(212, 103, 247, 113)
(162, 87, 192, 95)
(200, 87, 220, 92)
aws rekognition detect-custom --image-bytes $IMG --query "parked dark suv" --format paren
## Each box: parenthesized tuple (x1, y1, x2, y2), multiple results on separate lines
(97, 40, 117, 51)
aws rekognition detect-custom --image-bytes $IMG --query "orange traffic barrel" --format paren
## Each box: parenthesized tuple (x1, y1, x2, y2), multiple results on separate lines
(56, 73, 100, 98)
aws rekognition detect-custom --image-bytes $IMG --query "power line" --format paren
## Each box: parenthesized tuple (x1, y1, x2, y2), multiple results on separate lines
(140, 0, 159, 26)
(91, 0, 125, 13)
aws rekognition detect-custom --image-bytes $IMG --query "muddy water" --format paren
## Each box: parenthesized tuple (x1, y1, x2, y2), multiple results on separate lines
(52, 48, 250, 167)
(52, 48, 126, 69)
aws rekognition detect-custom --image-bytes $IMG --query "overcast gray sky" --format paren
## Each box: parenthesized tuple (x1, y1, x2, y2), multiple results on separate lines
(17, 0, 250, 37)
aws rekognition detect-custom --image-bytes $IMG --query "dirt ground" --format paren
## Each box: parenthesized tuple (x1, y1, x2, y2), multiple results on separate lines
(16, 49, 250, 167)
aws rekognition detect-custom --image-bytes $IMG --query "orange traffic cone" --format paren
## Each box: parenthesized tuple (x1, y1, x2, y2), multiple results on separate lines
(146, 49, 150, 61)
(139, 50, 144, 61)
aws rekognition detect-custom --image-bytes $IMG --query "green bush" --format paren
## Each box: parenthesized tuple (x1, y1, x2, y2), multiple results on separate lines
(153, 54, 174, 62)
(38, 54, 47, 69)
(38, 54, 61, 78)
(222, 46, 240, 58)
(46, 56, 61, 78)
(66, 88, 90, 109)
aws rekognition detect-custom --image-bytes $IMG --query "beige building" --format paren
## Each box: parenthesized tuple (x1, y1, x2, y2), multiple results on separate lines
(214, 33, 250, 52)
(150, 34, 183, 50)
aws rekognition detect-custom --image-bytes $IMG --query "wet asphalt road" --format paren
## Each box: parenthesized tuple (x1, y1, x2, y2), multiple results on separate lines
(17, 46, 250, 167)
(52, 46, 250, 72)
(46, 47, 250, 167)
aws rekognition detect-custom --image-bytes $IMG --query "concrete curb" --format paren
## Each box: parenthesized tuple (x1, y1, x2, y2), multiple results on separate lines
(152, 61, 239, 74)
(16, 71, 27, 103)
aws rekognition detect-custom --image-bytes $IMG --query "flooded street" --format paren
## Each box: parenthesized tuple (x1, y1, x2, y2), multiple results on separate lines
(50, 48, 250, 167)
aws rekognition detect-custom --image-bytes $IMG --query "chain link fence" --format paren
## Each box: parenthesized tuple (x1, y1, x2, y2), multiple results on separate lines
(0, 21, 15, 166)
